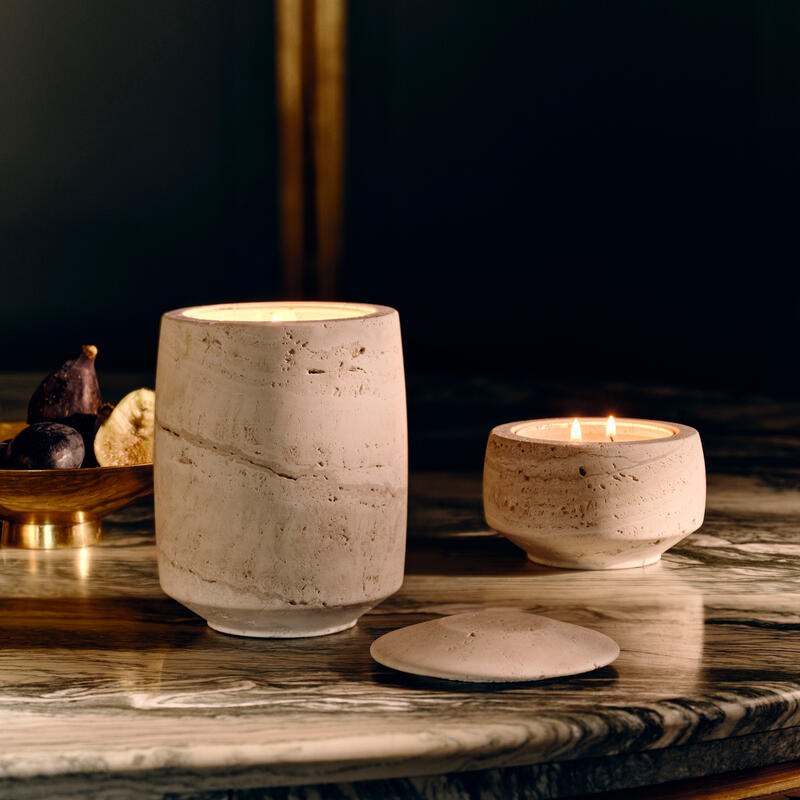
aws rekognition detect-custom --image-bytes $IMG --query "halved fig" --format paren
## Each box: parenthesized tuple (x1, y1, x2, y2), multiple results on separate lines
(93, 389, 155, 467)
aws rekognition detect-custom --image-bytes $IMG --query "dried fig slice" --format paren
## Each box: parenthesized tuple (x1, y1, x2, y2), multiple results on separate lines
(93, 389, 155, 467)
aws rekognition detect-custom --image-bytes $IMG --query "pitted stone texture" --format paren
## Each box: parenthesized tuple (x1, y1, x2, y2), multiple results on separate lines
(370, 609, 620, 682)
(154, 303, 407, 637)
(483, 420, 706, 569)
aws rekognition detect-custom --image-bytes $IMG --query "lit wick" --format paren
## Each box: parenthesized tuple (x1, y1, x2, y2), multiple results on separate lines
(570, 418, 582, 442)
(606, 415, 616, 442)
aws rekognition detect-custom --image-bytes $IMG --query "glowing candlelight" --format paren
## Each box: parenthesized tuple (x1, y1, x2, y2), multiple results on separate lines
(511, 418, 676, 443)
(181, 302, 376, 323)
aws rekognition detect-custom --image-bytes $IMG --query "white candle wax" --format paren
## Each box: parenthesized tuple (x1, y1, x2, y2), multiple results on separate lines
(181, 301, 378, 323)
(512, 417, 677, 443)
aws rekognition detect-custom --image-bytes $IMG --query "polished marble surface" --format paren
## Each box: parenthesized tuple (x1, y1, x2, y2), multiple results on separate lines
(0, 376, 799, 798)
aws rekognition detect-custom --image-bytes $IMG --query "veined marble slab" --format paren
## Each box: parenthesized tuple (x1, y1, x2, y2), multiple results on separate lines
(0, 470, 798, 798)
(0, 375, 800, 798)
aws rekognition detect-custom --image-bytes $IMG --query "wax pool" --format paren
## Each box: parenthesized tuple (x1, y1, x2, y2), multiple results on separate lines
(181, 302, 378, 323)
(512, 418, 677, 443)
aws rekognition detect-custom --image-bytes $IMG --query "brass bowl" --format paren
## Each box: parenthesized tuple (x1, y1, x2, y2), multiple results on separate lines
(0, 422, 153, 549)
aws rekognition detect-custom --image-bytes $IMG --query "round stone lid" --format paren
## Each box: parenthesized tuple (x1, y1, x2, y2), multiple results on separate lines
(370, 609, 620, 683)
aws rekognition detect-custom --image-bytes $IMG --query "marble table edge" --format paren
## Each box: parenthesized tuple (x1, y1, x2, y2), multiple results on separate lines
(4, 682, 800, 785)
(4, 723, 800, 798)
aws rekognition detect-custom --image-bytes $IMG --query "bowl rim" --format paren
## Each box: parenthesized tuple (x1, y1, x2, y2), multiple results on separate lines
(0, 463, 153, 476)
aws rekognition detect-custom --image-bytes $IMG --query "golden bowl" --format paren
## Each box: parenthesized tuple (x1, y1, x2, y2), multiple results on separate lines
(0, 422, 153, 549)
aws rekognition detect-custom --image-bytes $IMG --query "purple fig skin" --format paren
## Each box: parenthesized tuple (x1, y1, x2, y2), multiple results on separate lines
(6, 423, 85, 470)
(0, 438, 10, 468)
(27, 345, 102, 462)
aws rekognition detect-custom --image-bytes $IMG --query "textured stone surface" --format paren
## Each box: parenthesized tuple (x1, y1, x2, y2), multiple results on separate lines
(483, 420, 706, 569)
(154, 304, 408, 636)
(370, 609, 619, 682)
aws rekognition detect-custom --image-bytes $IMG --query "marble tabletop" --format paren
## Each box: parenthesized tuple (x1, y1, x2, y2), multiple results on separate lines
(1, 374, 799, 799)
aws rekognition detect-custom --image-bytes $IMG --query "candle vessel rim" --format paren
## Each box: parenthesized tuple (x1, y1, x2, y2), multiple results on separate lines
(498, 417, 695, 446)
(166, 301, 394, 325)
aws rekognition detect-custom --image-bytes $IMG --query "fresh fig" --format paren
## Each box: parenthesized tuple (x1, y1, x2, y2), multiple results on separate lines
(6, 423, 85, 469)
(0, 438, 11, 468)
(94, 388, 155, 467)
(27, 346, 103, 456)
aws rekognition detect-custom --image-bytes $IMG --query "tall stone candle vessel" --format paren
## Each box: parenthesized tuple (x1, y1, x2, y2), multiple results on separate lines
(155, 302, 407, 637)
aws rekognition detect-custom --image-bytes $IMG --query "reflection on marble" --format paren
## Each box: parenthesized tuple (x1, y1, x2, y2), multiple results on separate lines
(0, 377, 800, 798)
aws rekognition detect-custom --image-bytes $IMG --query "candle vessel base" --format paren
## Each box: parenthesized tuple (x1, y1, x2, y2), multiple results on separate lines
(525, 551, 663, 571)
(199, 601, 375, 638)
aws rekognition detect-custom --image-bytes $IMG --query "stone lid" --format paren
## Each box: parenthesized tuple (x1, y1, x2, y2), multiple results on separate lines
(370, 609, 620, 683)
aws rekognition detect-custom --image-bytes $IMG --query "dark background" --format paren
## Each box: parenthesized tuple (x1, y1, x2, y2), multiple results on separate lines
(1, 1, 798, 395)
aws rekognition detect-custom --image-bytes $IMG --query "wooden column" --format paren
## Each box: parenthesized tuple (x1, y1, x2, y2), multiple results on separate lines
(275, 0, 346, 300)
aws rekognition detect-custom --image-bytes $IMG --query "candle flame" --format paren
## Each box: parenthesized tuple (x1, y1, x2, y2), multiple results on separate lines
(570, 417, 582, 442)
(269, 312, 285, 323)
(606, 415, 616, 440)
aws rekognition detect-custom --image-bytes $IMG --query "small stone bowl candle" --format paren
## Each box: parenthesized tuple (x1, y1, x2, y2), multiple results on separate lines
(483, 417, 705, 569)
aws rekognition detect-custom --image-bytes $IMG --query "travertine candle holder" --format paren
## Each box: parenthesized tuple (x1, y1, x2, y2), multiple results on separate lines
(483, 418, 705, 569)
(155, 302, 407, 637)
